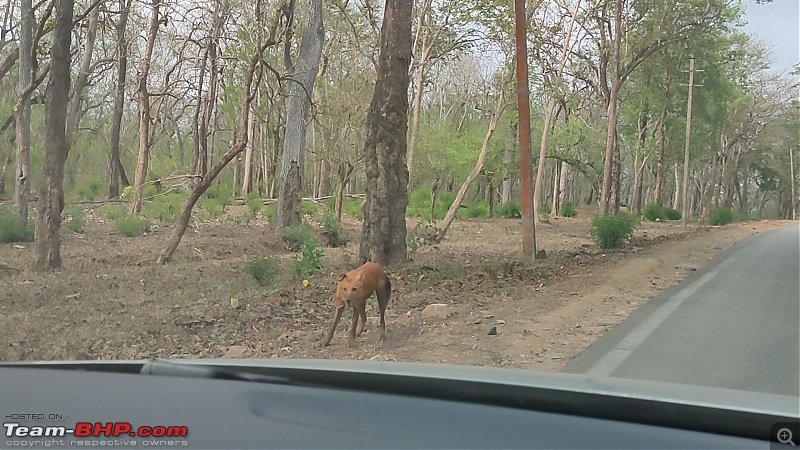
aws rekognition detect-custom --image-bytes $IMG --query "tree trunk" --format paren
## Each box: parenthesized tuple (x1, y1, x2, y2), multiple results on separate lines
(241, 104, 255, 196)
(277, 0, 324, 228)
(130, 0, 159, 214)
(108, 0, 132, 199)
(632, 155, 647, 216)
(406, 0, 432, 180)
(439, 90, 505, 236)
(14, 0, 33, 223)
(501, 121, 515, 204)
(654, 87, 669, 205)
(551, 159, 561, 214)
(359, 0, 412, 266)
(65, 1, 99, 149)
(334, 161, 355, 220)
(33, 0, 73, 271)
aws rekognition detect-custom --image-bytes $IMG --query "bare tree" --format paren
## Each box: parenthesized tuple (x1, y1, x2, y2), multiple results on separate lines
(359, 0, 412, 265)
(33, 0, 74, 270)
(108, 0, 133, 198)
(276, 0, 324, 228)
(130, 0, 161, 214)
(158, 0, 285, 264)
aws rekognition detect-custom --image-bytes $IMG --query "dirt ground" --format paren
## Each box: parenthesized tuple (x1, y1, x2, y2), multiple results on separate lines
(0, 205, 790, 371)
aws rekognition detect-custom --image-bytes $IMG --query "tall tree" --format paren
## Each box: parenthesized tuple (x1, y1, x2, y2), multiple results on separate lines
(130, 0, 161, 214)
(359, 0, 413, 265)
(14, 0, 33, 223)
(108, 0, 133, 199)
(33, 0, 73, 270)
(276, 0, 325, 228)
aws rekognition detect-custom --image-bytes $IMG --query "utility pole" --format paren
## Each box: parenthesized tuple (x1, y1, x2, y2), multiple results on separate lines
(514, 0, 537, 262)
(681, 57, 701, 229)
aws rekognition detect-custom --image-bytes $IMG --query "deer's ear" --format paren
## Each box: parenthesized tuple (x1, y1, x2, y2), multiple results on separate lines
(337, 273, 348, 282)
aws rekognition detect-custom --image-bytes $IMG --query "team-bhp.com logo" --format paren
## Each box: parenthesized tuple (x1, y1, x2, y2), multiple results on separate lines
(4, 422, 188, 438)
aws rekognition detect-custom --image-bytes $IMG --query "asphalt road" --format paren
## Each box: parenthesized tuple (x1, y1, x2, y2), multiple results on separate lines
(565, 223, 800, 397)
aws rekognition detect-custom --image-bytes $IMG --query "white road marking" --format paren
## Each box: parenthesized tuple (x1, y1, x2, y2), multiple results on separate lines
(585, 244, 747, 377)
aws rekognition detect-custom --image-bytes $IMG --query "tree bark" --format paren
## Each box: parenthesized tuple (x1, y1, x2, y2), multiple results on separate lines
(65, 1, 99, 149)
(108, 0, 132, 199)
(406, 0, 432, 180)
(276, 0, 324, 228)
(359, 0, 412, 266)
(130, 0, 160, 214)
(33, 0, 73, 271)
(439, 90, 505, 237)
(14, 0, 33, 223)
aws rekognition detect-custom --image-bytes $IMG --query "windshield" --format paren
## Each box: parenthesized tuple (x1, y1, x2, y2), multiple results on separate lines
(0, 0, 797, 411)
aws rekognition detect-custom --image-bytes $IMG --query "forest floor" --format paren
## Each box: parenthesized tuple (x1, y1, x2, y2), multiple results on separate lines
(0, 204, 789, 372)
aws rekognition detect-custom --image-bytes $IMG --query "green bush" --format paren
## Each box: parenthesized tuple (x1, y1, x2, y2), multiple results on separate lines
(665, 208, 682, 220)
(560, 202, 578, 218)
(205, 186, 234, 204)
(497, 202, 521, 218)
(73, 179, 104, 200)
(342, 198, 364, 220)
(262, 203, 278, 221)
(709, 207, 735, 226)
(247, 257, 279, 287)
(591, 213, 639, 249)
(291, 242, 324, 278)
(320, 211, 349, 247)
(409, 187, 431, 206)
(197, 197, 225, 220)
(244, 197, 262, 222)
(301, 201, 319, 216)
(114, 217, 151, 237)
(281, 223, 316, 251)
(63, 206, 86, 233)
(461, 203, 489, 219)
(98, 204, 127, 220)
(538, 204, 552, 216)
(643, 203, 666, 221)
(0, 207, 34, 243)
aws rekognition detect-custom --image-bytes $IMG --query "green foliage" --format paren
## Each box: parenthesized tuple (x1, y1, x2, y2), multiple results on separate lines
(63, 206, 86, 233)
(204, 186, 234, 205)
(709, 207, 735, 225)
(243, 196, 262, 222)
(591, 213, 640, 249)
(406, 219, 444, 260)
(281, 223, 315, 251)
(643, 203, 667, 221)
(342, 198, 364, 220)
(538, 204, 552, 216)
(291, 242, 324, 278)
(197, 197, 225, 220)
(664, 208, 682, 220)
(73, 179, 104, 200)
(560, 202, 578, 218)
(460, 203, 489, 219)
(320, 212, 349, 247)
(0, 207, 34, 243)
(497, 202, 521, 218)
(263, 203, 278, 221)
(114, 217, 151, 237)
(302, 201, 319, 215)
(142, 191, 187, 222)
(98, 204, 127, 220)
(247, 257, 279, 287)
